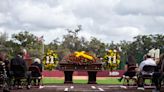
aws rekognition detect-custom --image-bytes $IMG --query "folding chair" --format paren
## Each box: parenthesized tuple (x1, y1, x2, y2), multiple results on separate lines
(123, 66, 137, 86)
(29, 66, 43, 87)
(138, 65, 156, 86)
(11, 65, 30, 89)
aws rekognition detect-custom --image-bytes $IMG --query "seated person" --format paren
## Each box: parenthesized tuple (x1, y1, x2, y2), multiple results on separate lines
(0, 56, 10, 91)
(0, 52, 11, 90)
(0, 58, 5, 80)
(152, 53, 164, 92)
(30, 58, 42, 86)
(118, 55, 138, 82)
(0, 52, 10, 77)
(137, 54, 156, 90)
(10, 52, 30, 89)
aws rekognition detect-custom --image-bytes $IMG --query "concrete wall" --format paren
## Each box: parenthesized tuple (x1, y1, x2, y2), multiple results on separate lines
(42, 70, 125, 77)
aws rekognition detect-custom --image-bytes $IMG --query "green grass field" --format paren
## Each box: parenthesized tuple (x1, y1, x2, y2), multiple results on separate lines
(42, 77, 153, 85)
(42, 77, 123, 84)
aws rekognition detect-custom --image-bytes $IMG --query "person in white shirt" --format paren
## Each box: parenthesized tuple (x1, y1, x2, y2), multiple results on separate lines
(139, 55, 156, 71)
(137, 54, 156, 90)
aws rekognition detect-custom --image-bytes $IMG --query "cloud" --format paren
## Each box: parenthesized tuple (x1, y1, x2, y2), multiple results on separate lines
(0, 27, 5, 33)
(114, 0, 164, 16)
(0, 0, 164, 44)
(10, 0, 78, 29)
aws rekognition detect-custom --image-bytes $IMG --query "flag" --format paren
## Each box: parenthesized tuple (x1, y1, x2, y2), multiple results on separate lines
(37, 36, 44, 43)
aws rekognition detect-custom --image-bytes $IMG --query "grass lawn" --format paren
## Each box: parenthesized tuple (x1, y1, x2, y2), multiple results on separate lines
(42, 77, 123, 84)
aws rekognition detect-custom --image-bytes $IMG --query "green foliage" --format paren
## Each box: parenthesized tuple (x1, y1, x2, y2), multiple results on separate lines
(12, 31, 37, 47)
(11, 31, 43, 58)
(119, 34, 164, 65)
(87, 37, 106, 57)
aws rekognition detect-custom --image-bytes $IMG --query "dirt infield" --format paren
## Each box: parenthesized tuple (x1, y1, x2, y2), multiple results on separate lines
(8, 84, 164, 92)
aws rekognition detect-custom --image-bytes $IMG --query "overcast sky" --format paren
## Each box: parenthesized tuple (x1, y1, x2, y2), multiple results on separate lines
(0, 0, 164, 44)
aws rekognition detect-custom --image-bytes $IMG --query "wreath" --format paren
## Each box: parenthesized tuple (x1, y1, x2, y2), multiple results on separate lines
(102, 49, 120, 70)
(43, 49, 59, 70)
(62, 51, 97, 65)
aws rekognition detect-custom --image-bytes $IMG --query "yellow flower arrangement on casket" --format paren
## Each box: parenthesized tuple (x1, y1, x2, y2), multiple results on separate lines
(62, 51, 97, 65)
(43, 49, 59, 70)
(103, 49, 120, 70)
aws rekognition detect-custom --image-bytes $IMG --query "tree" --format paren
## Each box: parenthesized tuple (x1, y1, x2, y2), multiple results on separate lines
(12, 31, 43, 58)
(47, 38, 60, 50)
(4, 40, 19, 58)
(87, 37, 106, 57)
(12, 31, 37, 48)
(126, 34, 164, 63)
(61, 25, 82, 52)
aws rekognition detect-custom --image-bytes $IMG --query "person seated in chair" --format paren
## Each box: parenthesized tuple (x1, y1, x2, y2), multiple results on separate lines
(118, 55, 138, 82)
(10, 52, 30, 89)
(30, 58, 42, 86)
(137, 54, 156, 90)
(0, 52, 10, 91)
(0, 52, 10, 79)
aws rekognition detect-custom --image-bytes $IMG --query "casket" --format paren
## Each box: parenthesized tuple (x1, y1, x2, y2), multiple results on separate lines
(59, 61, 102, 84)
(59, 62, 102, 71)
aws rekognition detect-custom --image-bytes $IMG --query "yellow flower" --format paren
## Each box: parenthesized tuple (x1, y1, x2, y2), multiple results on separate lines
(43, 49, 59, 70)
(103, 49, 121, 70)
(75, 51, 93, 60)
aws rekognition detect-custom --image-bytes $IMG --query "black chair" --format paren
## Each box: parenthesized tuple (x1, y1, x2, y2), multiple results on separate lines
(29, 66, 42, 86)
(123, 66, 138, 86)
(138, 65, 156, 86)
(142, 65, 156, 78)
(11, 65, 30, 89)
(12, 65, 26, 78)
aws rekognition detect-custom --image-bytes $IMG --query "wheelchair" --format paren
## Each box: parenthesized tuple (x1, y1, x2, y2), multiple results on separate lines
(10, 65, 31, 89)
(28, 66, 43, 87)
(0, 61, 10, 92)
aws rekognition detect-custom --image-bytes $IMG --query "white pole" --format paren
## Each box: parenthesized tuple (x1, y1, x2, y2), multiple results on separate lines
(42, 41, 44, 56)
(42, 38, 45, 70)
